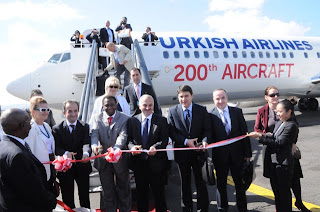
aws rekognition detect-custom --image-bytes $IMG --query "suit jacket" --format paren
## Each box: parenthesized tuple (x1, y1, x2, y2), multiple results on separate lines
(141, 33, 158, 46)
(167, 103, 211, 164)
(254, 104, 269, 133)
(210, 107, 252, 164)
(91, 111, 129, 171)
(25, 121, 55, 180)
(52, 120, 92, 174)
(100, 28, 115, 46)
(123, 82, 160, 116)
(127, 113, 168, 162)
(260, 118, 298, 166)
(105, 45, 134, 73)
(115, 24, 133, 49)
(0, 135, 56, 211)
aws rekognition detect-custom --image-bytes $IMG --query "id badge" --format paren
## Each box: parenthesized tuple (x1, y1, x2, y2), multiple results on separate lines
(137, 101, 139, 106)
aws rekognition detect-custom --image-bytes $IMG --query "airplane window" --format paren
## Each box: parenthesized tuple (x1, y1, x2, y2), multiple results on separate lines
(174, 51, 180, 58)
(304, 52, 308, 58)
(233, 51, 238, 58)
(242, 51, 247, 58)
(282, 52, 286, 58)
(317, 52, 320, 58)
(274, 52, 279, 58)
(204, 51, 209, 58)
(259, 52, 263, 58)
(213, 51, 219, 58)
(250, 52, 255, 58)
(223, 51, 228, 58)
(60, 53, 71, 63)
(289, 52, 294, 58)
(48, 53, 62, 64)
(266, 52, 270, 58)
(194, 51, 200, 58)
(184, 51, 190, 58)
(163, 51, 169, 59)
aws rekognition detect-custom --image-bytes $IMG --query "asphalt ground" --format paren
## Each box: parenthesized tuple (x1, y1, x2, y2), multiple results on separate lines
(53, 103, 320, 212)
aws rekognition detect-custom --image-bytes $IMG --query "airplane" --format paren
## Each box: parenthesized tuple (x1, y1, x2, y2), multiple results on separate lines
(6, 31, 320, 111)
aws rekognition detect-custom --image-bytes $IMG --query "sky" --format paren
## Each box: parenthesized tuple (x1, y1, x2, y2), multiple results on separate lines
(1, 0, 320, 107)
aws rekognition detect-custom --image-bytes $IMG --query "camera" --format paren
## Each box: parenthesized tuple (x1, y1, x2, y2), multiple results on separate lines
(121, 21, 127, 25)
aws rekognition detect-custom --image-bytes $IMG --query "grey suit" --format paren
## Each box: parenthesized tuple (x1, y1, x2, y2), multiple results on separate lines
(91, 111, 131, 212)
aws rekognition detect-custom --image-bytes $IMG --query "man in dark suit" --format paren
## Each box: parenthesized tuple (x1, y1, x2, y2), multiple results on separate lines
(100, 20, 115, 46)
(52, 100, 92, 209)
(142, 27, 158, 46)
(167, 85, 210, 212)
(127, 94, 168, 212)
(0, 109, 56, 212)
(210, 89, 252, 212)
(124, 67, 160, 116)
(115, 17, 133, 49)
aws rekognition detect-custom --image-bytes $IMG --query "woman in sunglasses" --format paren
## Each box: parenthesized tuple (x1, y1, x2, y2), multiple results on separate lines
(253, 86, 310, 212)
(89, 76, 130, 128)
(25, 96, 57, 196)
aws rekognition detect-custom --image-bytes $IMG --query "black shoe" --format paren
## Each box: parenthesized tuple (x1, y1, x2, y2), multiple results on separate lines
(295, 201, 311, 212)
(218, 207, 228, 212)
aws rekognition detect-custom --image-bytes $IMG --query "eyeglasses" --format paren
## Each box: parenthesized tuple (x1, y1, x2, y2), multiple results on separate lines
(268, 93, 280, 97)
(109, 85, 119, 89)
(35, 108, 51, 112)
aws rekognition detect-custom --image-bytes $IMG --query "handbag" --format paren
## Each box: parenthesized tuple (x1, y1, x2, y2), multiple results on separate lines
(201, 150, 216, 186)
(99, 47, 109, 57)
(293, 145, 301, 160)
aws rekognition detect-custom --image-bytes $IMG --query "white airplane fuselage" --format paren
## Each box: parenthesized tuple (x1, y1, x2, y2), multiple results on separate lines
(7, 33, 320, 108)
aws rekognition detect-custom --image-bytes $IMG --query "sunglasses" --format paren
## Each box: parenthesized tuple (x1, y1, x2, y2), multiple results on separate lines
(109, 85, 119, 89)
(35, 108, 51, 112)
(268, 93, 280, 97)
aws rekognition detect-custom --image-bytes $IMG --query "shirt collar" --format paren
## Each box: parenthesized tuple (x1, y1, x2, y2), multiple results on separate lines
(105, 111, 116, 118)
(134, 82, 142, 88)
(142, 113, 153, 122)
(6, 134, 26, 146)
(182, 102, 193, 113)
(66, 120, 77, 127)
(217, 105, 229, 114)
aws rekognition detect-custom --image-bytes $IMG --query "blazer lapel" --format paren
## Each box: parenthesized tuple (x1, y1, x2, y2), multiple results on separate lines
(274, 121, 285, 137)
(228, 107, 235, 133)
(177, 104, 188, 131)
(136, 114, 143, 145)
(147, 114, 156, 144)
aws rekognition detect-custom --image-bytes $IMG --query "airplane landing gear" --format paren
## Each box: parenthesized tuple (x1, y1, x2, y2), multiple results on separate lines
(298, 98, 319, 111)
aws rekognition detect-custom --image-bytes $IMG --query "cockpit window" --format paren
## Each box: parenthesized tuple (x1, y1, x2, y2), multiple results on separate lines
(48, 54, 62, 64)
(61, 53, 71, 63)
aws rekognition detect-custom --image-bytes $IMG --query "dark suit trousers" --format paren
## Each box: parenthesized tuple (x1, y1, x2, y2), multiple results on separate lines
(133, 158, 167, 212)
(270, 164, 293, 212)
(214, 153, 247, 211)
(115, 64, 130, 89)
(177, 152, 209, 212)
(57, 164, 90, 209)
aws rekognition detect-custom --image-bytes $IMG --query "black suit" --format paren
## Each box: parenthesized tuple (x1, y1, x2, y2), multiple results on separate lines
(168, 103, 210, 212)
(115, 24, 133, 49)
(52, 120, 92, 209)
(100, 28, 115, 46)
(141, 33, 158, 46)
(210, 106, 252, 211)
(124, 83, 161, 116)
(259, 118, 298, 212)
(127, 113, 168, 212)
(0, 135, 56, 212)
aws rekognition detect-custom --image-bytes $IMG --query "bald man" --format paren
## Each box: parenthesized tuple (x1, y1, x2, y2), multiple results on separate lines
(0, 109, 56, 212)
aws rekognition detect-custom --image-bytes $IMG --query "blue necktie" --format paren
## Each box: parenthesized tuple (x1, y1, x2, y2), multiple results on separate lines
(142, 118, 149, 148)
(222, 110, 231, 135)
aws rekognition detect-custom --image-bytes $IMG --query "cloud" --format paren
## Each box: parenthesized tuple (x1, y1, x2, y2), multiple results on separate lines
(205, 0, 310, 36)
(0, 1, 83, 23)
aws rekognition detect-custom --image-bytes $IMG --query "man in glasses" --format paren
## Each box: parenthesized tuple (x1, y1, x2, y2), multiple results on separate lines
(91, 95, 131, 212)
(52, 100, 92, 209)
(124, 67, 161, 116)
(0, 109, 56, 211)
(25, 89, 56, 128)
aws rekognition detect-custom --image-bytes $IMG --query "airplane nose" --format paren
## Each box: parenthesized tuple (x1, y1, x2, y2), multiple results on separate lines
(6, 74, 31, 101)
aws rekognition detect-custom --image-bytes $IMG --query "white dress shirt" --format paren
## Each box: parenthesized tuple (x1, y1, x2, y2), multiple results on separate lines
(217, 106, 231, 130)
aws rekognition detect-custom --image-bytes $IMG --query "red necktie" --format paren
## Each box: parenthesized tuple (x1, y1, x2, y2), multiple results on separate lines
(108, 117, 113, 125)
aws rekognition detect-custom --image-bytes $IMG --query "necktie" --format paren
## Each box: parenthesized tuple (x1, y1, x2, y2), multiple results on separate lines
(142, 118, 149, 148)
(25, 142, 31, 152)
(70, 124, 75, 133)
(135, 85, 140, 99)
(108, 117, 113, 126)
(185, 109, 191, 131)
(222, 110, 231, 135)
(117, 103, 123, 112)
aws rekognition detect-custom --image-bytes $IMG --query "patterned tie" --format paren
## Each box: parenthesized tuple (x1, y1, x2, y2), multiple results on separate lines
(185, 109, 191, 131)
(70, 124, 75, 133)
(222, 110, 231, 135)
(25, 142, 32, 152)
(108, 117, 113, 126)
(142, 118, 149, 148)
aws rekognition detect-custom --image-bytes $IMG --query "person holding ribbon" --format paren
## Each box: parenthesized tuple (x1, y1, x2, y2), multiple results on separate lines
(25, 96, 57, 196)
(127, 94, 168, 212)
(210, 89, 252, 212)
(91, 95, 131, 212)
